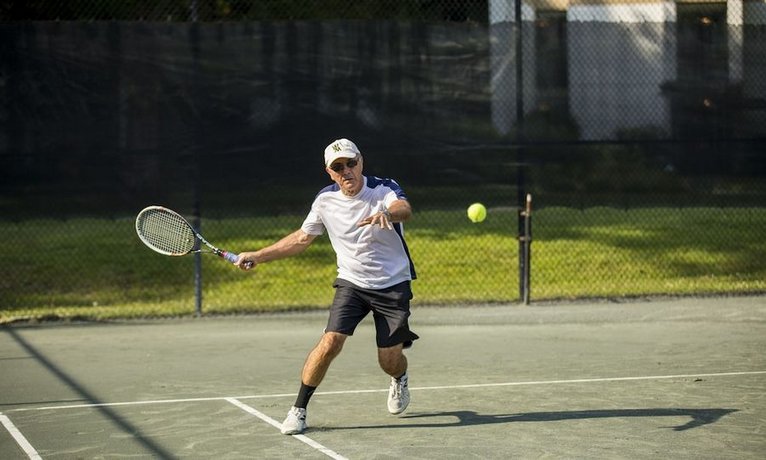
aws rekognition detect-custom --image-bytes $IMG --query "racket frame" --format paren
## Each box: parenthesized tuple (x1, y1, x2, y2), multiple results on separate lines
(135, 205, 241, 264)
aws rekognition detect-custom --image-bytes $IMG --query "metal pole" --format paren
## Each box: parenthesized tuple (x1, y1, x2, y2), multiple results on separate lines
(193, 201, 202, 317)
(192, 148, 203, 318)
(190, 18, 202, 316)
(514, 0, 528, 303)
(520, 194, 532, 305)
(514, 0, 523, 131)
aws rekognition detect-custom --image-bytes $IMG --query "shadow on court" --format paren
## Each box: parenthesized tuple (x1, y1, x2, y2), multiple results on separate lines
(327, 408, 737, 432)
(3, 327, 176, 459)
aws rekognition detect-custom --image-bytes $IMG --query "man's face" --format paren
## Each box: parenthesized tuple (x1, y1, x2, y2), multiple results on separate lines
(327, 156, 364, 196)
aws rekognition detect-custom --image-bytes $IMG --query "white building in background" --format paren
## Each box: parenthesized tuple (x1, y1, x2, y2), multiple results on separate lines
(489, 0, 766, 140)
(566, 1, 676, 140)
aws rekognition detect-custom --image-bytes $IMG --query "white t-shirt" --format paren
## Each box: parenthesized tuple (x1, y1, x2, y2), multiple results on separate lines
(301, 176, 416, 289)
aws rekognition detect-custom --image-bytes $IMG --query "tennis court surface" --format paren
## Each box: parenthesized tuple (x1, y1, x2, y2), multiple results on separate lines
(2, 295, 764, 459)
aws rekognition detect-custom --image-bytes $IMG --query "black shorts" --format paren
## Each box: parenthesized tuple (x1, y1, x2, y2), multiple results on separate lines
(326, 278, 419, 349)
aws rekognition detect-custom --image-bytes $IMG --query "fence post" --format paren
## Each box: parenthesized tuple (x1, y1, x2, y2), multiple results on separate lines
(191, 19, 202, 317)
(514, 0, 528, 304)
(193, 204, 203, 317)
(519, 194, 532, 305)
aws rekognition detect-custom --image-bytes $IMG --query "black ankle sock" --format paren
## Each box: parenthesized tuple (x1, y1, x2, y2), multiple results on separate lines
(294, 383, 317, 409)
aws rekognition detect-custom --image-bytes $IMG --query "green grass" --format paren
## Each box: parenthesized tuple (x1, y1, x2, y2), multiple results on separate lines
(532, 207, 766, 298)
(1, 207, 765, 323)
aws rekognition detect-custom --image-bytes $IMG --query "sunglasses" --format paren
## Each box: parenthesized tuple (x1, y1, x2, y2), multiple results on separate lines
(329, 159, 359, 173)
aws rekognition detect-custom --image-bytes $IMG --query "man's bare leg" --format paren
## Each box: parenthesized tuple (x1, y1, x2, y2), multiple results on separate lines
(379, 343, 410, 415)
(302, 332, 347, 386)
(281, 332, 348, 435)
(377, 343, 406, 378)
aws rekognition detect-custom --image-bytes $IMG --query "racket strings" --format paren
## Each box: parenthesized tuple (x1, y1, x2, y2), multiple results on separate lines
(137, 209, 196, 255)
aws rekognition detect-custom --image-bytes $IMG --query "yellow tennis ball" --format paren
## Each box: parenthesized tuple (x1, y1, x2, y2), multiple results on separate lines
(467, 203, 487, 223)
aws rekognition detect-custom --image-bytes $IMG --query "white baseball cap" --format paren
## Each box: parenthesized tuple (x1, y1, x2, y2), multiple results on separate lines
(324, 138, 360, 167)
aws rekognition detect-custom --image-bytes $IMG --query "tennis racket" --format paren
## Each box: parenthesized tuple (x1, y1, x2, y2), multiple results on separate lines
(135, 205, 251, 268)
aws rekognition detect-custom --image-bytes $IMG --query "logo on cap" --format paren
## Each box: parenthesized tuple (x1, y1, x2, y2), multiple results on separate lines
(332, 143, 342, 152)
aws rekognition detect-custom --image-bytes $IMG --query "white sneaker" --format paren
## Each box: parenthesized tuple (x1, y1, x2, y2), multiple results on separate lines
(387, 372, 410, 415)
(281, 406, 307, 435)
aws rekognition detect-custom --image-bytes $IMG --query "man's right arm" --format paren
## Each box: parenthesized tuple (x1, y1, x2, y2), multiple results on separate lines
(236, 229, 317, 270)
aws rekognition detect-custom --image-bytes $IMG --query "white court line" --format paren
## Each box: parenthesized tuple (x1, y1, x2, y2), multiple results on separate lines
(6, 393, 296, 412)
(225, 398, 348, 460)
(7, 370, 766, 413)
(0, 413, 42, 460)
(403, 370, 766, 392)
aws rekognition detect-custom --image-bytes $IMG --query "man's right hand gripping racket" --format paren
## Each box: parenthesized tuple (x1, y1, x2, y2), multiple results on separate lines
(135, 205, 252, 269)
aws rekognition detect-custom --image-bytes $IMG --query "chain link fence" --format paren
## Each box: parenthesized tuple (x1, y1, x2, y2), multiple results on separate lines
(1, 1, 765, 320)
(0, 0, 491, 22)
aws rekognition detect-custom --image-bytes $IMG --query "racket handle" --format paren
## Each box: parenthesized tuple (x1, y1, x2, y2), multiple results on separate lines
(221, 251, 239, 264)
(221, 251, 254, 269)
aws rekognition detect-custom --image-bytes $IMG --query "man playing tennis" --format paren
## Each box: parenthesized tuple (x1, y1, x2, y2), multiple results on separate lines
(236, 138, 418, 435)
